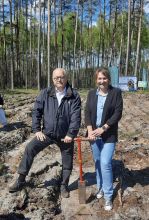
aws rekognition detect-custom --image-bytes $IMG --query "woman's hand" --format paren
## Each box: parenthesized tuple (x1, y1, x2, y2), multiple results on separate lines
(91, 127, 104, 137)
(87, 131, 96, 140)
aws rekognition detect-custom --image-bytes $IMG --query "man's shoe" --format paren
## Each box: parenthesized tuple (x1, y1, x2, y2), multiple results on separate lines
(60, 185, 69, 198)
(104, 199, 113, 211)
(9, 180, 26, 193)
(96, 189, 104, 199)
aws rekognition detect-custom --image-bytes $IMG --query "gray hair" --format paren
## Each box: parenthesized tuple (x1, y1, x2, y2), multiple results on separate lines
(52, 68, 68, 77)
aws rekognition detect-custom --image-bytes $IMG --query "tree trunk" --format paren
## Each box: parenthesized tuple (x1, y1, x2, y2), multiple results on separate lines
(2, 0, 8, 88)
(47, 0, 51, 87)
(9, 0, 15, 90)
(125, 0, 131, 76)
(134, 0, 143, 77)
(37, 0, 41, 90)
(29, 0, 33, 88)
(25, 0, 28, 89)
(54, 0, 58, 66)
(60, 0, 64, 67)
(72, 0, 79, 88)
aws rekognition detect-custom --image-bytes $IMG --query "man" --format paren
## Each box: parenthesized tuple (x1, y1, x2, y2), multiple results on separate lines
(9, 68, 81, 198)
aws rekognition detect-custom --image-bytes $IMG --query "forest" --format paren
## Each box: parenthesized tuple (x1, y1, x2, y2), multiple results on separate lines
(0, 2, 149, 219)
(0, 0, 149, 90)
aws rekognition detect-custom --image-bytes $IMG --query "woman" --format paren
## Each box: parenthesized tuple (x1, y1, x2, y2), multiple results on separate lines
(85, 67, 123, 211)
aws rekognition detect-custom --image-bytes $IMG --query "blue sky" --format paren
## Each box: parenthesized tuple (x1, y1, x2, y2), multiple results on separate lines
(1, 0, 149, 25)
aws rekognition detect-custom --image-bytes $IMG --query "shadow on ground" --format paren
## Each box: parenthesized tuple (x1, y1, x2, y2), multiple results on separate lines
(0, 122, 28, 132)
(69, 160, 149, 193)
(0, 213, 30, 220)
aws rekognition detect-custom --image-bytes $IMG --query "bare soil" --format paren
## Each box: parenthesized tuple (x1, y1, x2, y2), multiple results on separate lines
(0, 91, 149, 220)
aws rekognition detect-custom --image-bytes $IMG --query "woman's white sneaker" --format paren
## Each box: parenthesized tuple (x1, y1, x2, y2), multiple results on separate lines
(96, 189, 104, 199)
(104, 199, 113, 211)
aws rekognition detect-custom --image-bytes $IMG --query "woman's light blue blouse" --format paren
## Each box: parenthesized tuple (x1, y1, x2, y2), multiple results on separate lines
(96, 90, 107, 127)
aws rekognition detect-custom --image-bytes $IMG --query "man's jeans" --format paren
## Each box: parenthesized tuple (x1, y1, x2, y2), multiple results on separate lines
(0, 108, 7, 126)
(91, 139, 115, 200)
(18, 135, 74, 186)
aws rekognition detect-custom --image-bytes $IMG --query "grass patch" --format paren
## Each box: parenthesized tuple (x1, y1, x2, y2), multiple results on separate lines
(0, 89, 39, 95)
(136, 89, 149, 94)
(2, 88, 148, 97)
(77, 89, 88, 98)
(122, 89, 149, 95)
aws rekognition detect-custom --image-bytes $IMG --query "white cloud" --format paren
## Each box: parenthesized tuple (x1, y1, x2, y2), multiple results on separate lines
(144, 3, 149, 14)
(3, 0, 9, 4)
(92, 21, 97, 27)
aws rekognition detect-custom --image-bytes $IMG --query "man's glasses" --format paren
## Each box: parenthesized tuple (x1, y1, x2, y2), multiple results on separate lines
(53, 76, 65, 81)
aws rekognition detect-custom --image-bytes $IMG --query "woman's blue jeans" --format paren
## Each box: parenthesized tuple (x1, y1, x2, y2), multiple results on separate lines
(91, 139, 115, 200)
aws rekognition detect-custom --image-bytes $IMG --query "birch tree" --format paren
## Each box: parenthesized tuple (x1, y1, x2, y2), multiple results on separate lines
(125, 0, 131, 76)
(134, 0, 144, 76)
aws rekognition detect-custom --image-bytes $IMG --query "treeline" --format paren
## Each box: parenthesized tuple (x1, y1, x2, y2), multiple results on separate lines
(0, 0, 148, 90)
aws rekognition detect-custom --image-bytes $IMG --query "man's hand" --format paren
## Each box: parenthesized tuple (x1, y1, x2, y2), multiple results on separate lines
(63, 135, 73, 143)
(35, 131, 46, 141)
